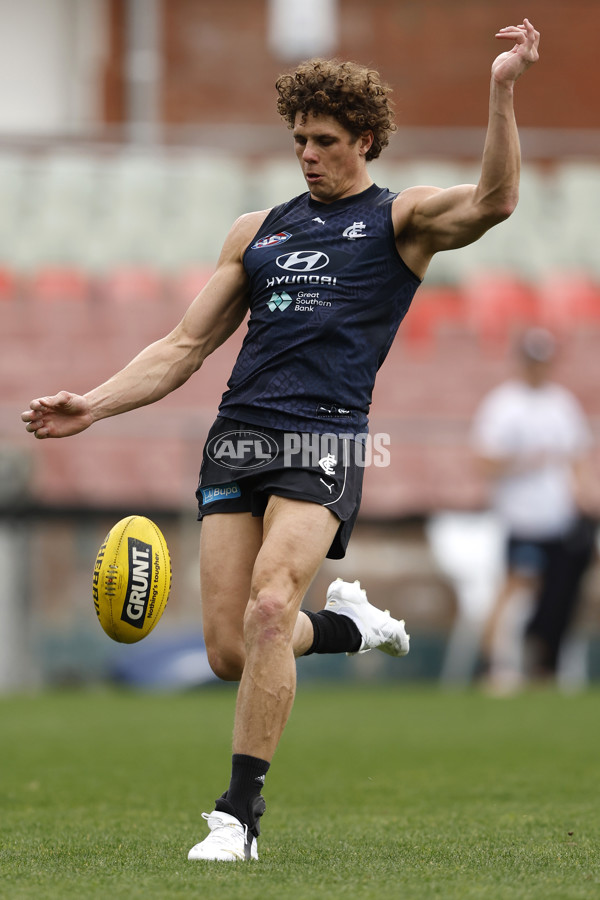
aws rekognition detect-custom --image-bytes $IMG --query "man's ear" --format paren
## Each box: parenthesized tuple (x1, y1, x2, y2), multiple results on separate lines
(359, 131, 374, 157)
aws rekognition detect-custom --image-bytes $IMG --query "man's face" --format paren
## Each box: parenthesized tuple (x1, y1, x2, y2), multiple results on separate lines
(292, 111, 372, 202)
(522, 357, 553, 386)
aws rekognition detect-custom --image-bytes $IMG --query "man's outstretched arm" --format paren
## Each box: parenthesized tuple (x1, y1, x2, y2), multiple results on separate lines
(21, 210, 268, 439)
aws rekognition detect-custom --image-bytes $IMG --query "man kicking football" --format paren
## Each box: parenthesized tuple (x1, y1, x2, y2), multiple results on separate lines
(23, 19, 539, 860)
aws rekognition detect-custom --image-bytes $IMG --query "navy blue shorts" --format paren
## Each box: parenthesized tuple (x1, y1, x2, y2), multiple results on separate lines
(506, 536, 559, 578)
(196, 417, 365, 559)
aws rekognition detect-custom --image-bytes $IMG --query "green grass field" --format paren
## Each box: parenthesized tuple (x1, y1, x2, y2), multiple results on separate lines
(2, 683, 600, 899)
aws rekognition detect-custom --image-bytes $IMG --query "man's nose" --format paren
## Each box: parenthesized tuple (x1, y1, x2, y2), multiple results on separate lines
(302, 142, 318, 162)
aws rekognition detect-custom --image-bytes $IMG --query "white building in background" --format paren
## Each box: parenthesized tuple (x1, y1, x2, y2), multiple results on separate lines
(268, 0, 339, 61)
(0, 0, 106, 135)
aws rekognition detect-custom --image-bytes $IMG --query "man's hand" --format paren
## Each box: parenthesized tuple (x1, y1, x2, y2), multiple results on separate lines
(21, 391, 94, 439)
(492, 18, 540, 85)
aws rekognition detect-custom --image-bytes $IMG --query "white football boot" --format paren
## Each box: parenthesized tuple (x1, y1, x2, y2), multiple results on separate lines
(188, 810, 258, 861)
(325, 578, 410, 657)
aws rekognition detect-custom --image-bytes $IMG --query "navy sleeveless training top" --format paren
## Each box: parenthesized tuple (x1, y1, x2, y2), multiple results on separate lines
(218, 183, 421, 434)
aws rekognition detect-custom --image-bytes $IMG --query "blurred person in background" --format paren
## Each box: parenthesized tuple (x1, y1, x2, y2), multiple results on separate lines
(472, 327, 599, 692)
(23, 21, 539, 861)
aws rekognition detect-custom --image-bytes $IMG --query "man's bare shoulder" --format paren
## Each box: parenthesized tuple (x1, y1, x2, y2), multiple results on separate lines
(391, 185, 443, 227)
(218, 209, 272, 264)
(390, 185, 448, 279)
(230, 209, 272, 243)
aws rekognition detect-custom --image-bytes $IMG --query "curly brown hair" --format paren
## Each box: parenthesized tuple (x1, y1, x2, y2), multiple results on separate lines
(275, 59, 396, 162)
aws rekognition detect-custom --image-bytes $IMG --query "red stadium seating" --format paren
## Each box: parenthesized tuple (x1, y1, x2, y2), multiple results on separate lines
(5, 264, 599, 518)
(100, 266, 165, 304)
(29, 266, 92, 303)
(0, 267, 26, 339)
(537, 272, 600, 334)
(401, 286, 467, 351)
(0, 266, 18, 301)
(167, 265, 215, 319)
(462, 271, 541, 350)
(25, 267, 95, 349)
(99, 266, 169, 348)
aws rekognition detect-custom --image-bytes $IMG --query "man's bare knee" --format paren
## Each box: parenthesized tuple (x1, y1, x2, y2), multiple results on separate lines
(245, 587, 295, 650)
(205, 643, 245, 682)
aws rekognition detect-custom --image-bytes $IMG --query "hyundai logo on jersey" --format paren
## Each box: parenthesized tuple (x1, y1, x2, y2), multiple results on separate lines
(276, 251, 329, 272)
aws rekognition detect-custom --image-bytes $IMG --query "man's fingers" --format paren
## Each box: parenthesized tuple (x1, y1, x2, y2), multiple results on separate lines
(22, 411, 43, 428)
(23, 412, 51, 438)
(28, 397, 53, 412)
(496, 19, 538, 44)
(22, 399, 57, 436)
(27, 392, 72, 414)
(23, 419, 47, 437)
(495, 28, 527, 42)
(21, 407, 43, 423)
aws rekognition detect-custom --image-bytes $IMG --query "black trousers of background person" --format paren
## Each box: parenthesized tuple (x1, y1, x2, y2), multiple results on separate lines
(525, 517, 597, 677)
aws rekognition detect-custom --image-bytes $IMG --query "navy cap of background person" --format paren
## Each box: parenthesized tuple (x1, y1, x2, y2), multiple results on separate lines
(516, 327, 557, 385)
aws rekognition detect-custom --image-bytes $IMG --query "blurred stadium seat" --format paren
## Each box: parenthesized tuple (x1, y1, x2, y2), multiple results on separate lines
(101, 265, 164, 304)
(537, 271, 600, 334)
(252, 159, 306, 207)
(25, 154, 102, 268)
(463, 270, 540, 349)
(0, 154, 30, 268)
(412, 164, 578, 284)
(32, 436, 190, 509)
(168, 265, 215, 303)
(99, 266, 168, 349)
(158, 153, 249, 267)
(553, 163, 600, 277)
(0, 265, 18, 300)
(1, 151, 599, 281)
(382, 160, 479, 194)
(165, 265, 216, 322)
(0, 267, 27, 362)
(25, 266, 94, 348)
(490, 165, 556, 281)
(30, 266, 92, 303)
(90, 153, 173, 268)
(401, 285, 467, 350)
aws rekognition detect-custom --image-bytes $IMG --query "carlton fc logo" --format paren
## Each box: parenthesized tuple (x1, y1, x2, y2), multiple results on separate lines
(251, 231, 292, 249)
(276, 251, 329, 272)
(342, 221, 367, 240)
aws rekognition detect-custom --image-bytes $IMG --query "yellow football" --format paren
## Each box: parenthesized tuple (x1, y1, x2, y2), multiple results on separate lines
(92, 515, 172, 643)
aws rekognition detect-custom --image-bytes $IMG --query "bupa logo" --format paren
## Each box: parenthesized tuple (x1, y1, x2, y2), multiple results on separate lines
(276, 251, 329, 272)
(121, 538, 152, 629)
(200, 483, 241, 504)
(207, 430, 279, 469)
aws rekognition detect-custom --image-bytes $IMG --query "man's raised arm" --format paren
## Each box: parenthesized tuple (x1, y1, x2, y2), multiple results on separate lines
(395, 19, 540, 275)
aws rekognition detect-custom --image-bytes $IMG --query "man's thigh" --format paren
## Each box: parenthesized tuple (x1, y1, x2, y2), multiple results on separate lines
(200, 511, 263, 651)
(253, 495, 339, 605)
(199, 498, 337, 662)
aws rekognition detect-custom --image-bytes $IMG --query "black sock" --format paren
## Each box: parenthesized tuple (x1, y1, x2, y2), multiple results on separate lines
(302, 609, 362, 655)
(215, 754, 269, 836)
